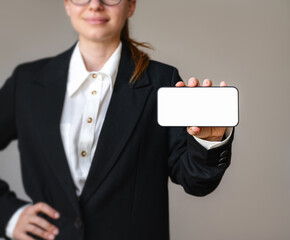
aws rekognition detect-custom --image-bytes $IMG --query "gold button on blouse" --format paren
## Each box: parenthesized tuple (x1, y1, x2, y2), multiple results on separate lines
(91, 90, 97, 95)
(81, 151, 87, 157)
(87, 117, 93, 123)
(92, 73, 97, 78)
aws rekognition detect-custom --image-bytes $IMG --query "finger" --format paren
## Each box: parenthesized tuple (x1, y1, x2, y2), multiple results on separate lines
(175, 81, 186, 87)
(203, 79, 212, 87)
(220, 81, 227, 87)
(187, 126, 212, 139)
(187, 126, 201, 136)
(18, 233, 35, 240)
(29, 215, 59, 235)
(34, 202, 60, 220)
(187, 77, 200, 87)
(26, 224, 55, 240)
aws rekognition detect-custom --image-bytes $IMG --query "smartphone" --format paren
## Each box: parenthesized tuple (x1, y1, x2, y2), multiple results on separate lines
(157, 87, 239, 127)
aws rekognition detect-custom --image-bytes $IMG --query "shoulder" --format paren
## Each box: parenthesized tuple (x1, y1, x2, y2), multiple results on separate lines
(148, 59, 177, 74)
(146, 59, 182, 87)
(14, 57, 52, 76)
(12, 44, 75, 79)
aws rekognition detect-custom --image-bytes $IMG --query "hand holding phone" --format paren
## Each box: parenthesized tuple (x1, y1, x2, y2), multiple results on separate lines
(158, 78, 238, 141)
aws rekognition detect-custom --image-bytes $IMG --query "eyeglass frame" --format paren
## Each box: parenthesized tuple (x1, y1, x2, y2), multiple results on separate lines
(69, 0, 122, 7)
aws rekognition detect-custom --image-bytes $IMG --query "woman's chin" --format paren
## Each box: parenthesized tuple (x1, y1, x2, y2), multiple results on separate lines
(80, 32, 120, 45)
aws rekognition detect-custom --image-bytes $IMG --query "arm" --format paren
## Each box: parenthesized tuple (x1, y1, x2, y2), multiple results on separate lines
(0, 67, 31, 237)
(168, 69, 234, 196)
(168, 126, 234, 196)
(0, 67, 60, 240)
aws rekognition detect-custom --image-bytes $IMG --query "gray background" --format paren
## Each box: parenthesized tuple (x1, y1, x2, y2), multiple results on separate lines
(0, 0, 289, 239)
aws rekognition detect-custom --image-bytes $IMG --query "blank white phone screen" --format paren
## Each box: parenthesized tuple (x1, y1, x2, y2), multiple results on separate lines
(157, 87, 239, 127)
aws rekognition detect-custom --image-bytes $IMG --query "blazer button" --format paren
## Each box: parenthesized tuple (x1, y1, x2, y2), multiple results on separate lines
(220, 150, 229, 158)
(219, 157, 228, 164)
(74, 217, 83, 229)
(217, 163, 227, 169)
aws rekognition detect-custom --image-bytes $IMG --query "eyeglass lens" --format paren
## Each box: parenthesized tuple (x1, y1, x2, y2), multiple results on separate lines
(71, 0, 121, 6)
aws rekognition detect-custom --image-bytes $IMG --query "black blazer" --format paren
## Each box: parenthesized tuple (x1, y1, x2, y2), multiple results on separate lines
(0, 44, 234, 240)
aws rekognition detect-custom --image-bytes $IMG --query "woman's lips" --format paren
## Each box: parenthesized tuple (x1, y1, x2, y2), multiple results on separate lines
(84, 17, 109, 25)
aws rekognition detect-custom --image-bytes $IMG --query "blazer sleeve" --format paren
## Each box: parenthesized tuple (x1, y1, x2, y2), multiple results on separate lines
(167, 68, 234, 196)
(0, 67, 31, 237)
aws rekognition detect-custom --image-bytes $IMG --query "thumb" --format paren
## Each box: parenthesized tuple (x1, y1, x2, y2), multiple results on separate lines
(187, 127, 211, 139)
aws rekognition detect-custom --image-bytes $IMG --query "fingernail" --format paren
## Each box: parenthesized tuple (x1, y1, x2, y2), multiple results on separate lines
(48, 235, 55, 240)
(53, 229, 59, 235)
(54, 212, 60, 218)
(190, 127, 198, 134)
(190, 128, 196, 134)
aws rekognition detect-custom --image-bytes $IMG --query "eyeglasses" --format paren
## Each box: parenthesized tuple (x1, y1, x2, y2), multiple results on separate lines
(70, 0, 122, 6)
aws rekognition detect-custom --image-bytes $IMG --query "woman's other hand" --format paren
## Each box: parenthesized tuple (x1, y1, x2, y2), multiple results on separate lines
(13, 202, 60, 240)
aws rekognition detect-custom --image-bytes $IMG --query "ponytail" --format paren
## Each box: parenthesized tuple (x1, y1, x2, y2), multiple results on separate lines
(121, 20, 152, 84)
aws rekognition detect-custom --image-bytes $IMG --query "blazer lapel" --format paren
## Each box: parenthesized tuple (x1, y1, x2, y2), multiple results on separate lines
(31, 45, 80, 214)
(80, 46, 153, 204)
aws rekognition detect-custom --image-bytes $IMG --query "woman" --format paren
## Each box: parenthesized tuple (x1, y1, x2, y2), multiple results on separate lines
(0, 0, 233, 239)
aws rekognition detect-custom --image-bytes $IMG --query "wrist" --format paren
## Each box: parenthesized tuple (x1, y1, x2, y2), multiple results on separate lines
(201, 136, 223, 141)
